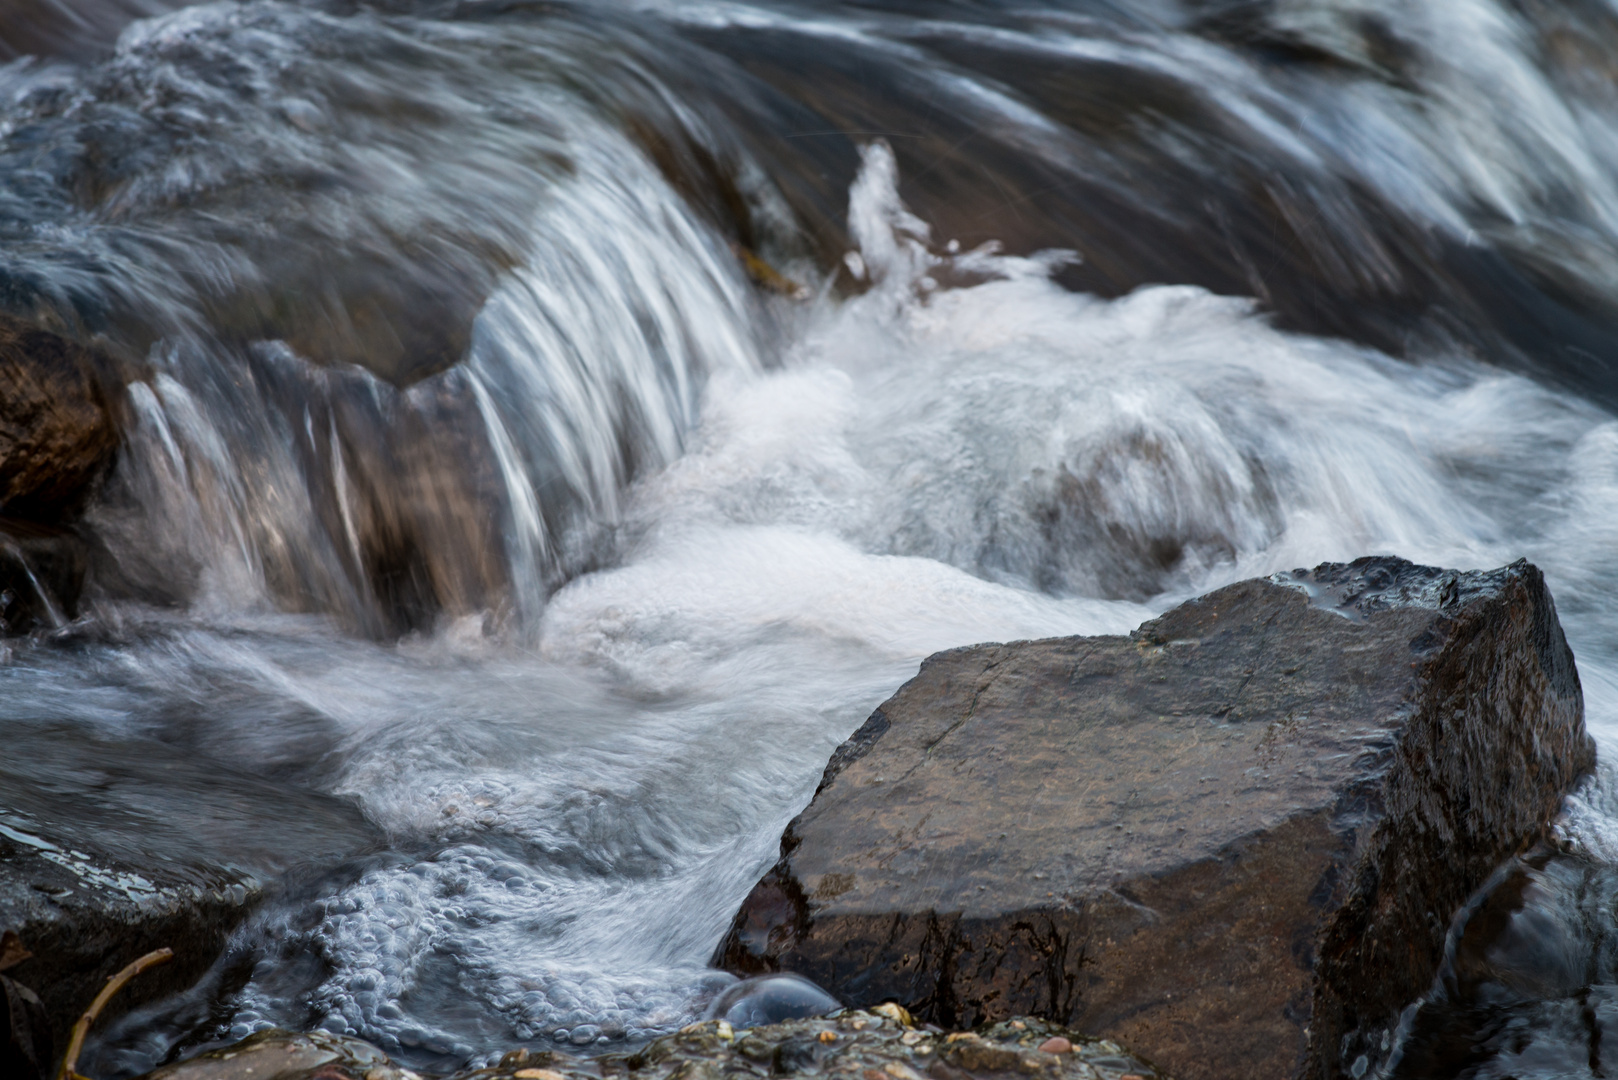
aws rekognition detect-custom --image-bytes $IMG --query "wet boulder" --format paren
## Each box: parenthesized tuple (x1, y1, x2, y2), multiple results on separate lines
(132, 1010, 1167, 1080)
(0, 819, 257, 1065)
(715, 558, 1593, 1080)
(0, 315, 118, 522)
(0, 727, 382, 1060)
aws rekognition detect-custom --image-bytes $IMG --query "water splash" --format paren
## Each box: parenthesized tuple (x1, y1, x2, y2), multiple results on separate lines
(70, 143, 1618, 1075)
(7, 4, 1618, 1079)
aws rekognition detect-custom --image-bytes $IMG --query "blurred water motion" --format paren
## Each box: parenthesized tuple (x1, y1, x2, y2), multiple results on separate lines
(3, 1, 1618, 1077)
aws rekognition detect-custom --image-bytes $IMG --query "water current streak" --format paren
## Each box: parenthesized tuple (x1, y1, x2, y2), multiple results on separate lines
(4, 2, 1618, 1078)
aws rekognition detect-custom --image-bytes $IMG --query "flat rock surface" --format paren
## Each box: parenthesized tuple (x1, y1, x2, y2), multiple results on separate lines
(135, 1011, 1167, 1080)
(716, 558, 1593, 1080)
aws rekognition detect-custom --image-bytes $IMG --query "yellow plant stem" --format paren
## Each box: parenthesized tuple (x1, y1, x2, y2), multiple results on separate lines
(57, 947, 175, 1080)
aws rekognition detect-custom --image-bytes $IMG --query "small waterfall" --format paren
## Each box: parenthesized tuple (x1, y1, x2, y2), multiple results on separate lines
(80, 118, 762, 633)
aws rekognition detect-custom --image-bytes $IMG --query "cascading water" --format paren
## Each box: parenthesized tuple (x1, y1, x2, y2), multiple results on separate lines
(7, 1, 1618, 1077)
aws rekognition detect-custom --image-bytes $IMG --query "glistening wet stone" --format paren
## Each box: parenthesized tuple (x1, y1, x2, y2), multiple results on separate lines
(706, 974, 842, 1029)
(716, 557, 1593, 1080)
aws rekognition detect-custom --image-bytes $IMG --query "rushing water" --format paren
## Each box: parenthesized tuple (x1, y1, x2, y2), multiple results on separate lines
(6, 1, 1618, 1076)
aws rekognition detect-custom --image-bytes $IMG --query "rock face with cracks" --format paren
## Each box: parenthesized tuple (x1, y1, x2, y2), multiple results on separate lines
(715, 557, 1594, 1080)
(131, 1011, 1166, 1080)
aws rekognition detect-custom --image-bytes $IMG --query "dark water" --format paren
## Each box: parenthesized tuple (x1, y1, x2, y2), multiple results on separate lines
(4, 1, 1618, 1076)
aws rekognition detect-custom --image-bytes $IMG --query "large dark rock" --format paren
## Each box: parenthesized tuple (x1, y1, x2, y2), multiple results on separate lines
(715, 558, 1594, 1080)
(0, 726, 382, 1056)
(0, 315, 119, 522)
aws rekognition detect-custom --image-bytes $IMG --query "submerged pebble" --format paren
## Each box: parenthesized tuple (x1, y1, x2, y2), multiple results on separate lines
(704, 974, 841, 1029)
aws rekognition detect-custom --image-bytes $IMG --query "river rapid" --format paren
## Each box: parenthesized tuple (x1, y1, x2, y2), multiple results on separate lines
(5, 1, 1618, 1077)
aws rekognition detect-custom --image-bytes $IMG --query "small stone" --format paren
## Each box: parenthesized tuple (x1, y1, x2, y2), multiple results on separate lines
(1009, 1021, 1025, 1031)
(705, 973, 841, 1029)
(899, 1032, 926, 1047)
(513, 1070, 565, 1080)
(737, 1035, 775, 1062)
(818, 1031, 838, 1044)
(944, 1041, 1025, 1072)
(869, 1003, 912, 1027)
(1037, 1037, 1071, 1054)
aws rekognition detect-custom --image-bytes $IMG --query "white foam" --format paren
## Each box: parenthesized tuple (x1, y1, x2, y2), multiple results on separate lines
(210, 144, 1618, 1059)
(19, 110, 1618, 1070)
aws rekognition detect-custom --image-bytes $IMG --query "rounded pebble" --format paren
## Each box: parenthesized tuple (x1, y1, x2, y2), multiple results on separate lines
(705, 973, 841, 1030)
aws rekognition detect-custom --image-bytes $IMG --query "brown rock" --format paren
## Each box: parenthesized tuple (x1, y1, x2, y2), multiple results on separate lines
(0, 730, 382, 1065)
(714, 558, 1594, 1080)
(0, 316, 118, 521)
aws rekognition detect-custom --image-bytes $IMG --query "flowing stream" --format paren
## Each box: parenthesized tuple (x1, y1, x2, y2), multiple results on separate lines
(6, 2, 1618, 1077)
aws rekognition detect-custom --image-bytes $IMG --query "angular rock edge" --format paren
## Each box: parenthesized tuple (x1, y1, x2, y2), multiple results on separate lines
(714, 557, 1595, 1080)
(0, 821, 260, 1061)
(133, 1011, 1167, 1080)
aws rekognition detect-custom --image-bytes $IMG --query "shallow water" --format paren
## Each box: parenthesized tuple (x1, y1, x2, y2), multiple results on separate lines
(4, 1, 1618, 1076)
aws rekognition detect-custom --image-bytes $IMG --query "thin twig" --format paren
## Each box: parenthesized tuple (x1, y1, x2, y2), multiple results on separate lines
(57, 947, 174, 1080)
